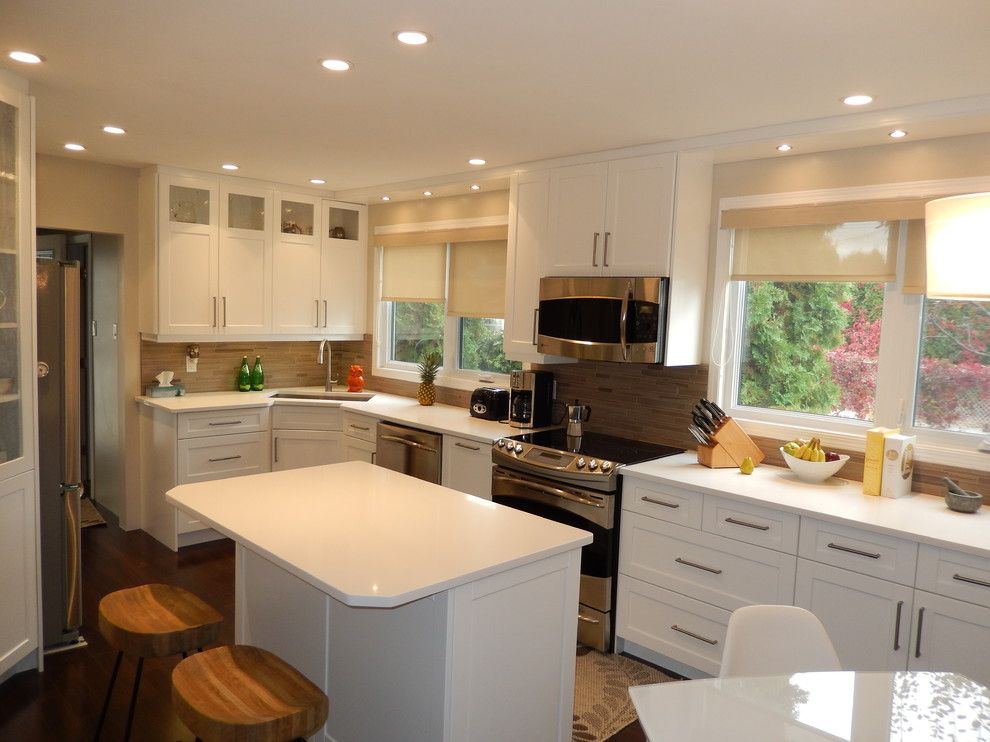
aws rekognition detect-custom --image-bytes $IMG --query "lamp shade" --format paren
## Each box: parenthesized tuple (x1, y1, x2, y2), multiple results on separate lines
(924, 193, 990, 300)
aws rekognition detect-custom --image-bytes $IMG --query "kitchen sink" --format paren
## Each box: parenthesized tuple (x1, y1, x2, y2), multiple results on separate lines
(270, 391, 376, 401)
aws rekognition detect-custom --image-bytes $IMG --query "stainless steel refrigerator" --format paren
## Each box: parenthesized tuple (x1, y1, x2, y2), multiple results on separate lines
(37, 258, 83, 649)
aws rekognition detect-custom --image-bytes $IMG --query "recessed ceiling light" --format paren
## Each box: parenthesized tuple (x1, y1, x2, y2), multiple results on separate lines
(467, 158, 486, 166)
(221, 163, 239, 171)
(380, 195, 391, 201)
(395, 31, 431, 46)
(889, 129, 908, 139)
(776, 143, 792, 152)
(63, 142, 85, 151)
(8, 50, 44, 64)
(320, 58, 352, 72)
(422, 191, 433, 197)
(470, 184, 480, 191)
(309, 178, 326, 185)
(102, 125, 126, 135)
(842, 94, 874, 106)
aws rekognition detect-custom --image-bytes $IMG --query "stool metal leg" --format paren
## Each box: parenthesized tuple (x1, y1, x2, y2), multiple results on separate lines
(123, 656, 144, 742)
(93, 650, 123, 741)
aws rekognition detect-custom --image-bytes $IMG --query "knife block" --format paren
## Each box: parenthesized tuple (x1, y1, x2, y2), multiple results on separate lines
(697, 417, 765, 468)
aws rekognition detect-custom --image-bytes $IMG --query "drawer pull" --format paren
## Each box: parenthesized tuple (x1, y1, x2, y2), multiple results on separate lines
(915, 607, 925, 658)
(724, 517, 770, 531)
(953, 573, 990, 589)
(827, 542, 881, 560)
(671, 624, 718, 646)
(577, 613, 601, 625)
(350, 425, 371, 432)
(208, 455, 243, 463)
(455, 442, 481, 451)
(675, 557, 722, 575)
(893, 600, 903, 651)
(208, 420, 244, 427)
(641, 496, 679, 509)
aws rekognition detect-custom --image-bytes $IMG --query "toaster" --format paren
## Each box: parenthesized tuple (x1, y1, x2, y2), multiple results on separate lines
(469, 387, 509, 421)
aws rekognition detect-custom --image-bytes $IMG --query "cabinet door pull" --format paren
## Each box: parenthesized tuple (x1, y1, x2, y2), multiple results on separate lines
(274, 438, 279, 463)
(208, 455, 242, 463)
(577, 613, 601, 625)
(915, 607, 925, 658)
(602, 231, 610, 266)
(315, 299, 320, 327)
(893, 600, 904, 651)
(208, 420, 243, 427)
(725, 517, 770, 531)
(222, 296, 227, 327)
(591, 232, 600, 266)
(455, 442, 481, 451)
(675, 556, 722, 575)
(827, 542, 881, 559)
(641, 496, 679, 509)
(532, 308, 539, 345)
(212, 296, 218, 328)
(323, 299, 328, 328)
(671, 624, 718, 645)
(350, 425, 370, 432)
(953, 573, 990, 589)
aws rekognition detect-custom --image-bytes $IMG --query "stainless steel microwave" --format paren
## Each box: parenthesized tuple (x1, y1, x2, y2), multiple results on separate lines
(537, 276, 669, 363)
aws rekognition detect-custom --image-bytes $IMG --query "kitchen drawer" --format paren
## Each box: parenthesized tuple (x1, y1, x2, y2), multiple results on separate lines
(702, 495, 799, 553)
(917, 544, 990, 609)
(177, 407, 270, 439)
(177, 431, 271, 484)
(799, 518, 917, 586)
(622, 478, 703, 529)
(620, 512, 796, 610)
(616, 575, 729, 677)
(272, 404, 341, 431)
(342, 412, 377, 442)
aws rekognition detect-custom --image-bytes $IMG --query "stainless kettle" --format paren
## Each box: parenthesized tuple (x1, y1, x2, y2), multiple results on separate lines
(565, 401, 592, 438)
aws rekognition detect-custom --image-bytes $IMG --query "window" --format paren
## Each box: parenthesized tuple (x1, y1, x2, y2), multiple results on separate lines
(377, 238, 521, 387)
(716, 197, 990, 463)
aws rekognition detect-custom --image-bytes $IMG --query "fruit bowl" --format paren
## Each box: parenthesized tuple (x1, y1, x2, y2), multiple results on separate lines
(780, 448, 850, 483)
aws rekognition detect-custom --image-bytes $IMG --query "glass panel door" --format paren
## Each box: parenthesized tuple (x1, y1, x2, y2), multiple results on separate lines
(327, 205, 359, 241)
(169, 184, 211, 224)
(227, 192, 265, 231)
(0, 99, 21, 463)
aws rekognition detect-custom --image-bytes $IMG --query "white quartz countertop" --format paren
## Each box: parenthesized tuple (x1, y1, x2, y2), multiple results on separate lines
(136, 387, 518, 443)
(166, 461, 592, 607)
(623, 453, 990, 558)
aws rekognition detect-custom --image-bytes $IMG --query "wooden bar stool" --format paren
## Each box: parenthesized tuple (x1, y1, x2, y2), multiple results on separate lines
(94, 583, 222, 741)
(172, 645, 329, 742)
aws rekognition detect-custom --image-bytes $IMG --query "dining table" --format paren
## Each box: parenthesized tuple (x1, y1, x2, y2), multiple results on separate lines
(629, 670, 990, 741)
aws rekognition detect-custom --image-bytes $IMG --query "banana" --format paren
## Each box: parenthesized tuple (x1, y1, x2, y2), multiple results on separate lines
(793, 441, 810, 459)
(802, 437, 820, 461)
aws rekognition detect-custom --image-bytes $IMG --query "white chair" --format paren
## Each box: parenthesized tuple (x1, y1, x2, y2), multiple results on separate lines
(719, 605, 841, 678)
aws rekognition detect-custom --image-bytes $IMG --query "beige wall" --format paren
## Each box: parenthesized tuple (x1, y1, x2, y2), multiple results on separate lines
(35, 154, 142, 529)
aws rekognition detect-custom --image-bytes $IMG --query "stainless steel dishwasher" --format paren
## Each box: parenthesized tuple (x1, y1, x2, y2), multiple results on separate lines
(375, 422, 442, 483)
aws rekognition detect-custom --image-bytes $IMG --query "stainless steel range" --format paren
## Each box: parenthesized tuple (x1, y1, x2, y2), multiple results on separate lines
(491, 429, 682, 651)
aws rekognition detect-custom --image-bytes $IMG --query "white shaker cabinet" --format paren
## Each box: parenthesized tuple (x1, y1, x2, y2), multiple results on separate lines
(218, 182, 273, 334)
(271, 404, 343, 471)
(441, 435, 492, 500)
(320, 200, 368, 336)
(272, 192, 323, 334)
(341, 412, 377, 464)
(908, 591, 990, 688)
(547, 154, 676, 277)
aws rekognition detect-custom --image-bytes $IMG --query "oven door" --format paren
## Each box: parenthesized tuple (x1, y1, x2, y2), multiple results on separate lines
(536, 276, 668, 363)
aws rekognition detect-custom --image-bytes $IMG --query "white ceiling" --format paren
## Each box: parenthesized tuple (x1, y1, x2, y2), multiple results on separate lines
(4, 0, 990, 198)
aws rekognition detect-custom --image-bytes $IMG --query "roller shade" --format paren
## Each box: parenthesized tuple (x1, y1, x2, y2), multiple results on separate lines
(447, 240, 507, 318)
(376, 224, 508, 248)
(730, 221, 899, 282)
(720, 198, 928, 229)
(381, 243, 446, 302)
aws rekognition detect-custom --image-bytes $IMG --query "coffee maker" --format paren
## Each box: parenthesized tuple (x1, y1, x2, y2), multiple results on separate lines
(508, 370, 555, 428)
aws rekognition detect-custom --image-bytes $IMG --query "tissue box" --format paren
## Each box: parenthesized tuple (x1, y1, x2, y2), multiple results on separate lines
(145, 383, 185, 398)
(881, 434, 915, 499)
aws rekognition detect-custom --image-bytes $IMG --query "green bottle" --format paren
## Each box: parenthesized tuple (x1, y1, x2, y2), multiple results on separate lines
(237, 356, 251, 392)
(250, 355, 264, 391)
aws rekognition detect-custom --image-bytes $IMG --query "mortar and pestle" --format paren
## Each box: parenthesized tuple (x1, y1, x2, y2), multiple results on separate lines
(943, 477, 983, 513)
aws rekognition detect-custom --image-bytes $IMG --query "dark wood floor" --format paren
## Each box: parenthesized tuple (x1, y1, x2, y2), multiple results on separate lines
(0, 505, 647, 741)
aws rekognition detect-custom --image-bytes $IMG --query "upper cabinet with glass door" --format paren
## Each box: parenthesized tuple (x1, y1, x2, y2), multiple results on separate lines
(272, 191, 323, 334)
(321, 199, 367, 335)
(219, 181, 273, 334)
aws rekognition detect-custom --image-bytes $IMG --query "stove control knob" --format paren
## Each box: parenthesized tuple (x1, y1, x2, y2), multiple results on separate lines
(513, 443, 524, 454)
(576, 457, 586, 469)
(601, 461, 612, 473)
(496, 439, 505, 448)
(588, 459, 599, 471)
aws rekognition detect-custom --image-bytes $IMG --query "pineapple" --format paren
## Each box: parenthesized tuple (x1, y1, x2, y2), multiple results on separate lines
(417, 351, 442, 406)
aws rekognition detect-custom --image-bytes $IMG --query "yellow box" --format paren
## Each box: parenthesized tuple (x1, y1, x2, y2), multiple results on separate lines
(863, 427, 899, 496)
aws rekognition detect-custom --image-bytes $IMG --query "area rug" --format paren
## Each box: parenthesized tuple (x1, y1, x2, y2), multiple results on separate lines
(80, 497, 106, 528)
(572, 646, 676, 741)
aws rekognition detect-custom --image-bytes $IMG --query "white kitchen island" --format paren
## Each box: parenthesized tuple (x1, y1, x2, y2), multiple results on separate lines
(166, 461, 591, 742)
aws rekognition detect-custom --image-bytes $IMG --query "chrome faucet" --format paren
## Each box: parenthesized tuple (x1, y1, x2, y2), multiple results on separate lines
(318, 339, 338, 391)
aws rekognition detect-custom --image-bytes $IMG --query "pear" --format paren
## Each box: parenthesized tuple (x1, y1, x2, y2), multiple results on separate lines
(740, 456, 755, 475)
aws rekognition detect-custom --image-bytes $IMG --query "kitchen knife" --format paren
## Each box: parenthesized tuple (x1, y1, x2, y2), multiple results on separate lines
(693, 402, 715, 426)
(700, 399, 725, 424)
(692, 411, 715, 435)
(688, 425, 712, 446)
